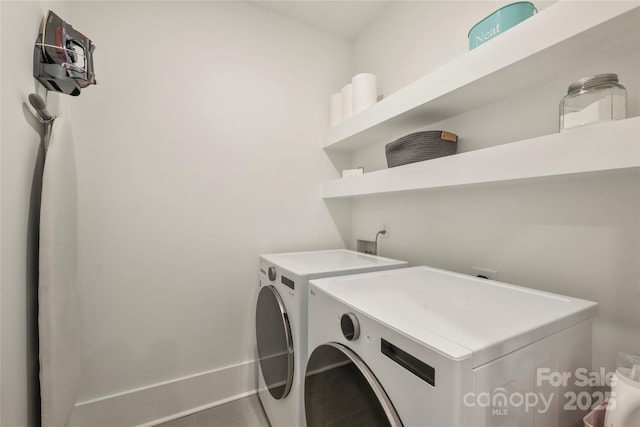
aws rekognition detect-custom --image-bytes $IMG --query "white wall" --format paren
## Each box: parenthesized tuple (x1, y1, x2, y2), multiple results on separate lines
(0, 2, 70, 426)
(349, 0, 640, 372)
(57, 1, 351, 424)
(353, 1, 555, 98)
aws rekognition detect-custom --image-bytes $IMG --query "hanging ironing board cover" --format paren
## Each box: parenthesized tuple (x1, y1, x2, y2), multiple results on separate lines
(39, 117, 81, 427)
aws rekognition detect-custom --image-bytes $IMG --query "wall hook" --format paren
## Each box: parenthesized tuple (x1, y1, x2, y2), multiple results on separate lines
(28, 93, 55, 123)
(28, 93, 55, 150)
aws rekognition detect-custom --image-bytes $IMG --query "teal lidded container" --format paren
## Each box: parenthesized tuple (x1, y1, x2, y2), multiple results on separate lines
(468, 2, 537, 50)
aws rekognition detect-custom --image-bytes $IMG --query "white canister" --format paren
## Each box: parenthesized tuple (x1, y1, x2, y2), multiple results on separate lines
(330, 92, 342, 127)
(341, 83, 353, 120)
(352, 73, 377, 114)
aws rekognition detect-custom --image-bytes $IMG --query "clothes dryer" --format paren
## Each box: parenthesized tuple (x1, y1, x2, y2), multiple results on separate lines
(256, 249, 407, 427)
(305, 266, 597, 427)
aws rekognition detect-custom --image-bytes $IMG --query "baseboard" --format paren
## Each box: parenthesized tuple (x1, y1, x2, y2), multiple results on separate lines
(68, 360, 258, 427)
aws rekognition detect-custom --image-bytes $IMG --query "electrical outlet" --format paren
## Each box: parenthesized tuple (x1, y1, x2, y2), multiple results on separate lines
(379, 219, 389, 236)
(472, 266, 498, 281)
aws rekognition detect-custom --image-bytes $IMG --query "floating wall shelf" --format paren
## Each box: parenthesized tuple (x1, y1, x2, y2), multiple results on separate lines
(322, 118, 640, 199)
(324, 2, 640, 152)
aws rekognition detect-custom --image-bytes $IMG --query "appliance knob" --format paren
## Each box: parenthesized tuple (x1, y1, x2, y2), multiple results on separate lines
(267, 266, 277, 281)
(340, 313, 360, 341)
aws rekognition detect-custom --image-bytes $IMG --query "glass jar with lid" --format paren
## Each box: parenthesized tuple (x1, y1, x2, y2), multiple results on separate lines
(559, 73, 627, 132)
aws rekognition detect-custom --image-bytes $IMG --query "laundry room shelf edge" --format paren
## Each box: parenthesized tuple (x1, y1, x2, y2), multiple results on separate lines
(323, 2, 640, 152)
(321, 117, 640, 199)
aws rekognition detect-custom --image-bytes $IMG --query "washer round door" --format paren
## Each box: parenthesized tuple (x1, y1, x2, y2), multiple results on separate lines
(255, 285, 294, 400)
(304, 343, 403, 427)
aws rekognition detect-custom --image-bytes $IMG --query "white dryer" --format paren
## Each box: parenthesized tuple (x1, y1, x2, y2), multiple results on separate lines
(256, 249, 407, 427)
(305, 266, 598, 427)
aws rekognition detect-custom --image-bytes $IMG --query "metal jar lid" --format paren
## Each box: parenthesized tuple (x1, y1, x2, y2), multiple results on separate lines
(568, 73, 620, 94)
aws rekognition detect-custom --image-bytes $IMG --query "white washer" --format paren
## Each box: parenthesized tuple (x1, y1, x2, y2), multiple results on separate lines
(256, 249, 408, 427)
(305, 266, 598, 427)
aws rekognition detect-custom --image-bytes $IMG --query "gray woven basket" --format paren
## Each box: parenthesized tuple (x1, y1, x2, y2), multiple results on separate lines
(385, 130, 458, 168)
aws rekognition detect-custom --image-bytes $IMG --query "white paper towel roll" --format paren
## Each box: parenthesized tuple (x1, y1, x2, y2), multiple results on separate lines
(330, 92, 342, 127)
(352, 73, 377, 114)
(341, 83, 353, 120)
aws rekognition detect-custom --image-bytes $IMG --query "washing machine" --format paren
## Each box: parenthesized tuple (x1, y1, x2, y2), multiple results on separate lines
(305, 266, 598, 427)
(256, 249, 408, 427)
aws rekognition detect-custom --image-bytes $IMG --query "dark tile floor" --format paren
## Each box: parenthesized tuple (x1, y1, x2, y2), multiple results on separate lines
(156, 394, 270, 427)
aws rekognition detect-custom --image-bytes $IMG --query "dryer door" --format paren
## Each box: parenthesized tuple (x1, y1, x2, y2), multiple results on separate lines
(256, 285, 294, 400)
(305, 343, 403, 427)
